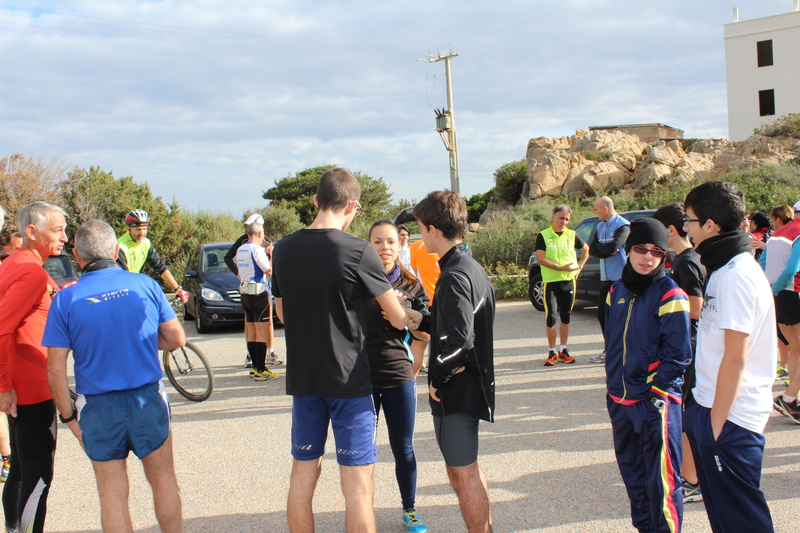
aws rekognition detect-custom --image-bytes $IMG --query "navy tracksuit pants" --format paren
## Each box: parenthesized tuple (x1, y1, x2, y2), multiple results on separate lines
(607, 395, 683, 533)
(684, 400, 774, 533)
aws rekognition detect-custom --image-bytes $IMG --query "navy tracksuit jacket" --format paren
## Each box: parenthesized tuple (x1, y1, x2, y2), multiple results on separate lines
(605, 274, 692, 533)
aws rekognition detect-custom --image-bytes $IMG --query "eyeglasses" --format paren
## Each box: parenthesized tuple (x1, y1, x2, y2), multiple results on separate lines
(683, 218, 701, 225)
(630, 245, 666, 258)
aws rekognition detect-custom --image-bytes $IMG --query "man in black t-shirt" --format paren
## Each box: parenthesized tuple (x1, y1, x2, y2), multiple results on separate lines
(652, 203, 707, 506)
(272, 168, 411, 533)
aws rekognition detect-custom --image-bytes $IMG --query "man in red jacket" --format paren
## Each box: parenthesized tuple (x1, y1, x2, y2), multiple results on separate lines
(0, 201, 68, 533)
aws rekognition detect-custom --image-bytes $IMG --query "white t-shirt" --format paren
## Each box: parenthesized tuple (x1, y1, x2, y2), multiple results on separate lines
(398, 245, 411, 271)
(693, 252, 777, 433)
(236, 242, 271, 283)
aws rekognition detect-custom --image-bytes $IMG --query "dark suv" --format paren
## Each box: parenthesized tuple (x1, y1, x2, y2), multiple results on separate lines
(527, 210, 660, 311)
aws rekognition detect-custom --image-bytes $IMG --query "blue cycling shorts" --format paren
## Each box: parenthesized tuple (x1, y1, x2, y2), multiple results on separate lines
(76, 381, 171, 462)
(291, 395, 377, 466)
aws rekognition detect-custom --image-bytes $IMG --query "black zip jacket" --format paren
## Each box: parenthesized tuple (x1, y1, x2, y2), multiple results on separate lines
(419, 243, 496, 422)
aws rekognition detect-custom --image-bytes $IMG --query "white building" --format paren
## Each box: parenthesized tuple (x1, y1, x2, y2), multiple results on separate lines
(724, 3, 800, 141)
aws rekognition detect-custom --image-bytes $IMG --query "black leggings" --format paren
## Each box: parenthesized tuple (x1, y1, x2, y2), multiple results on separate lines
(3, 400, 56, 533)
(543, 280, 575, 328)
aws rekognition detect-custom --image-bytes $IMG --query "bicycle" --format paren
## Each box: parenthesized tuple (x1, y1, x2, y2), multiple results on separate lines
(163, 295, 215, 401)
(68, 295, 215, 402)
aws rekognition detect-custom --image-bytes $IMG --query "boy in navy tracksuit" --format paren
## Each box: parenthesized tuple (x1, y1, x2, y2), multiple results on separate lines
(605, 218, 692, 533)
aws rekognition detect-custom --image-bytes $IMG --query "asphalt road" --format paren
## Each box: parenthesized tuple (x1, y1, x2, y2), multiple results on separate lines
(25, 301, 800, 532)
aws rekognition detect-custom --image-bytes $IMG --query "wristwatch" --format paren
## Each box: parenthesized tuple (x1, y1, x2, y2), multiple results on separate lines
(59, 410, 77, 424)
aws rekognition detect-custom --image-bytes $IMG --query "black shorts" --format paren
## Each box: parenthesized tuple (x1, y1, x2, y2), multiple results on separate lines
(241, 292, 271, 322)
(433, 412, 479, 467)
(776, 290, 800, 326)
(543, 279, 576, 328)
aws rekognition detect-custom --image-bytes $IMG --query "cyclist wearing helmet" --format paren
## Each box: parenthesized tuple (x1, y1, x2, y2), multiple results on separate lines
(117, 210, 189, 303)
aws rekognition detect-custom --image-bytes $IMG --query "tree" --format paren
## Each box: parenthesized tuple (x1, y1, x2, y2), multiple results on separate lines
(493, 160, 528, 204)
(263, 165, 393, 224)
(465, 190, 494, 224)
(0, 154, 68, 233)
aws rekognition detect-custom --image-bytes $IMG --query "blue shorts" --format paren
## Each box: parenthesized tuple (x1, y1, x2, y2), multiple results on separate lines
(76, 381, 171, 462)
(291, 395, 377, 466)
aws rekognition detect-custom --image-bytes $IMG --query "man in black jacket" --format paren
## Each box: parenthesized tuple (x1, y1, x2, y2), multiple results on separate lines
(411, 190, 496, 533)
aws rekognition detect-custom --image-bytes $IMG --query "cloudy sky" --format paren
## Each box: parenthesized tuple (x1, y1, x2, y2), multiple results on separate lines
(0, 1, 793, 215)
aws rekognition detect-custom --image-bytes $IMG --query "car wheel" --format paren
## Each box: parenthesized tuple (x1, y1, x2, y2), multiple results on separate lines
(529, 272, 545, 312)
(183, 302, 194, 320)
(195, 310, 212, 334)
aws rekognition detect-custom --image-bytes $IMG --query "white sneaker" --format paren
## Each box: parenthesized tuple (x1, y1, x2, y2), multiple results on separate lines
(267, 354, 284, 365)
(589, 352, 605, 364)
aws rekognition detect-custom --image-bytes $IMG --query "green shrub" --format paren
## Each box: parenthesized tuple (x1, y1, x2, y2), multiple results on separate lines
(467, 206, 543, 268)
(493, 160, 528, 204)
(580, 150, 613, 162)
(753, 114, 800, 139)
(489, 263, 528, 300)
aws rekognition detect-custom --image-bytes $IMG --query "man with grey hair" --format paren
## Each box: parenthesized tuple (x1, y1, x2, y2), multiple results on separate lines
(0, 201, 67, 533)
(536, 204, 589, 366)
(236, 220, 279, 380)
(588, 196, 631, 363)
(44, 220, 186, 533)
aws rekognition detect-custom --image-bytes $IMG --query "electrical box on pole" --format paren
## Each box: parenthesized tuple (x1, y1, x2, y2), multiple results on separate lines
(421, 50, 460, 193)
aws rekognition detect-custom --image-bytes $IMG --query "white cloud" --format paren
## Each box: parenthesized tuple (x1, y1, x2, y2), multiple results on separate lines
(0, 0, 793, 213)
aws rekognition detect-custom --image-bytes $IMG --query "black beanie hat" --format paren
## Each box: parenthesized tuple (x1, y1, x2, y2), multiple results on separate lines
(626, 218, 669, 253)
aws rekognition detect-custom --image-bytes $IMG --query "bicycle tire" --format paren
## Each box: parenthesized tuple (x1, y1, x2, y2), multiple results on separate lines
(162, 342, 214, 402)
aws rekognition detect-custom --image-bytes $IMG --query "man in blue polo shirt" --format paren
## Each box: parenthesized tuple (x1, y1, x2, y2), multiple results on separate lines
(44, 220, 186, 533)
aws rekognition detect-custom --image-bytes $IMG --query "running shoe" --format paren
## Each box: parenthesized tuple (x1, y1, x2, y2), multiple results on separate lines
(589, 351, 606, 364)
(402, 508, 428, 533)
(245, 354, 252, 368)
(267, 354, 284, 365)
(253, 369, 280, 381)
(0, 456, 9, 483)
(773, 395, 800, 424)
(776, 365, 789, 380)
(544, 350, 559, 366)
(558, 348, 575, 364)
(681, 478, 703, 503)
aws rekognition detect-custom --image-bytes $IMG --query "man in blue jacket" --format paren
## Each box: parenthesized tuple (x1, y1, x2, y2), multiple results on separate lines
(589, 196, 630, 363)
(605, 218, 692, 533)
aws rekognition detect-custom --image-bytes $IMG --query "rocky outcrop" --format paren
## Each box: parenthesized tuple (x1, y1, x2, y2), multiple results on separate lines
(519, 130, 800, 201)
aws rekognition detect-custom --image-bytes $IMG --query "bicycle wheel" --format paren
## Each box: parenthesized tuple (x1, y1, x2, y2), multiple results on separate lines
(162, 342, 214, 402)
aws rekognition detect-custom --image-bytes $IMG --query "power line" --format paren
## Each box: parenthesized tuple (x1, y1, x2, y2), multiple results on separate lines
(0, 5, 416, 59)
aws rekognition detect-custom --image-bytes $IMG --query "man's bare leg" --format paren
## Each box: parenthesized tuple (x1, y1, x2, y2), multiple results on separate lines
(446, 462, 492, 533)
(559, 322, 570, 347)
(141, 433, 182, 533)
(91, 459, 133, 533)
(545, 326, 556, 350)
(288, 458, 322, 533)
(340, 464, 376, 533)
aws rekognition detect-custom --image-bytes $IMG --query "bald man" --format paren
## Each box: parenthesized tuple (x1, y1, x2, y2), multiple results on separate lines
(588, 197, 630, 363)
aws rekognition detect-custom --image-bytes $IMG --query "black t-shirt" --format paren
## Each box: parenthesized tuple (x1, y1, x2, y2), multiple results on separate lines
(535, 230, 587, 252)
(365, 274, 428, 389)
(670, 247, 706, 344)
(670, 248, 705, 298)
(272, 228, 392, 398)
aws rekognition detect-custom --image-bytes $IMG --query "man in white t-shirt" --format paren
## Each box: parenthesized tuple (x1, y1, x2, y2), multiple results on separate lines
(236, 222, 279, 381)
(683, 181, 776, 533)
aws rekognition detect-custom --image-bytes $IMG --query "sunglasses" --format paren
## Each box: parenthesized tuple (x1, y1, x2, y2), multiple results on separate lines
(351, 201, 362, 215)
(631, 245, 666, 258)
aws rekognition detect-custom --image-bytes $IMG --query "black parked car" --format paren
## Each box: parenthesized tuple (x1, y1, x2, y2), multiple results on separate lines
(183, 241, 279, 333)
(183, 242, 245, 333)
(527, 210, 666, 311)
(43, 253, 80, 289)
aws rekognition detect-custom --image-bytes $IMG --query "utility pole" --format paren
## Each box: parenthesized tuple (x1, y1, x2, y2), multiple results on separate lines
(421, 50, 460, 193)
